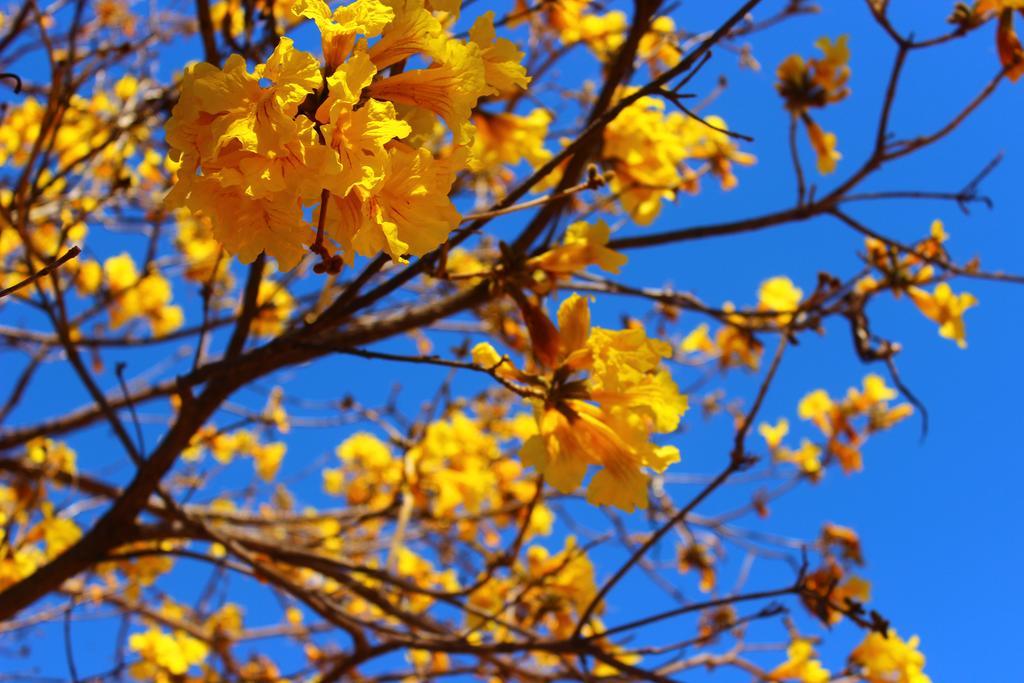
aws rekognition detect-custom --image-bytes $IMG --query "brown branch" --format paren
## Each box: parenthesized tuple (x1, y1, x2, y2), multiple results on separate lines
(0, 245, 80, 300)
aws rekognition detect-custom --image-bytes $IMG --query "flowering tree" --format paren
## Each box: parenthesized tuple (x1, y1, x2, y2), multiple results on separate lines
(0, 0, 1019, 680)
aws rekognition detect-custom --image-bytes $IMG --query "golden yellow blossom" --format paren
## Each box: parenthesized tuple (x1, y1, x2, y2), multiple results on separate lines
(850, 630, 932, 683)
(367, 0, 444, 70)
(294, 0, 394, 69)
(777, 36, 851, 175)
(128, 627, 209, 681)
(469, 11, 530, 95)
(165, 38, 325, 269)
(770, 638, 830, 683)
(907, 282, 977, 348)
(482, 293, 688, 511)
(322, 142, 462, 263)
(602, 92, 753, 224)
(250, 279, 295, 337)
(528, 220, 627, 277)
(104, 253, 183, 336)
(469, 108, 552, 195)
(758, 418, 790, 451)
(758, 276, 804, 325)
(368, 39, 488, 144)
(978, 0, 1024, 80)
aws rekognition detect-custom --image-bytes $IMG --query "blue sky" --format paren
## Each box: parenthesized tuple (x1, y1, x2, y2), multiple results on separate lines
(2, 0, 1022, 680)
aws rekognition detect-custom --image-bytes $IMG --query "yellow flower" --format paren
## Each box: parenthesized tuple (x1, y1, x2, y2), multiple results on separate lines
(104, 254, 183, 336)
(323, 142, 462, 263)
(678, 543, 716, 593)
(469, 11, 530, 95)
(777, 35, 851, 113)
(821, 522, 864, 566)
(770, 638, 831, 683)
(368, 36, 488, 143)
(169, 38, 320, 164)
(250, 279, 295, 337)
(294, 0, 394, 69)
(528, 220, 627, 277)
(510, 0, 590, 44)
(850, 630, 931, 683)
(165, 38, 325, 269)
(602, 95, 689, 225)
(321, 91, 412, 197)
(685, 115, 757, 190)
(509, 294, 687, 512)
(253, 442, 286, 481)
(758, 275, 803, 324)
(978, 1, 1024, 81)
(73, 260, 102, 295)
(469, 108, 551, 195)
(775, 439, 823, 478)
(26, 437, 77, 475)
(128, 628, 208, 679)
(758, 418, 789, 451)
(798, 389, 834, 433)
(471, 342, 520, 381)
(777, 37, 850, 175)
(680, 322, 764, 371)
(681, 323, 716, 356)
(804, 116, 841, 174)
(907, 282, 978, 348)
(638, 15, 683, 75)
(367, 0, 444, 70)
(601, 92, 752, 224)
(578, 11, 628, 61)
(174, 208, 231, 286)
(802, 562, 870, 624)
(330, 432, 400, 507)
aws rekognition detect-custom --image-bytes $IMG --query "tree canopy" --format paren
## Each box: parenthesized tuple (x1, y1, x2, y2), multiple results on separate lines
(0, 0, 1020, 681)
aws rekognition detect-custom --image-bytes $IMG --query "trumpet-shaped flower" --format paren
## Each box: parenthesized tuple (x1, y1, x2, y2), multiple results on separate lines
(479, 294, 687, 511)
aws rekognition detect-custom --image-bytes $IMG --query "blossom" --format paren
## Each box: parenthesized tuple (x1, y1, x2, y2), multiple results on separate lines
(678, 543, 716, 592)
(777, 35, 851, 112)
(758, 276, 804, 325)
(777, 36, 851, 175)
(104, 253, 183, 336)
(802, 561, 870, 624)
(469, 11, 530, 95)
(528, 220, 627, 277)
(368, 38, 488, 143)
(294, 0, 394, 69)
(467, 537, 599, 640)
(759, 418, 790, 451)
(602, 93, 753, 224)
(165, 38, 326, 269)
(321, 142, 462, 262)
(469, 108, 551, 195)
(479, 293, 687, 511)
(128, 627, 208, 680)
(250, 279, 295, 337)
(804, 117, 841, 174)
(770, 638, 830, 683)
(850, 630, 932, 683)
(978, 0, 1024, 80)
(366, 0, 444, 70)
(907, 282, 977, 348)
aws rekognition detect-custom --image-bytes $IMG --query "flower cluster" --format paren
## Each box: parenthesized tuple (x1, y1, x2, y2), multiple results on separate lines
(601, 92, 755, 224)
(165, 0, 530, 270)
(850, 630, 932, 683)
(856, 220, 979, 348)
(776, 36, 851, 174)
(974, 0, 1024, 81)
(474, 293, 688, 512)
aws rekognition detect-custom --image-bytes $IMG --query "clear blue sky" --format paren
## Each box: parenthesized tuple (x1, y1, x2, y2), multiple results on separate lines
(2, 1, 1022, 680)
